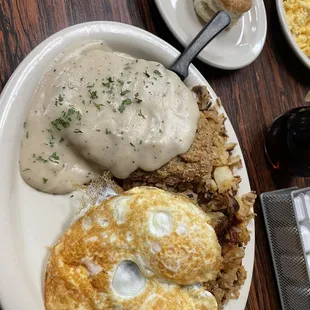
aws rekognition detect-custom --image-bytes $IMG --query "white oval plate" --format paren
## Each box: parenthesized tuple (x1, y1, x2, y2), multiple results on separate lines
(154, 0, 267, 69)
(276, 0, 310, 69)
(0, 22, 254, 310)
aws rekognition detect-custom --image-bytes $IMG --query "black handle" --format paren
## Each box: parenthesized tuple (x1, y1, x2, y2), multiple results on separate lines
(169, 11, 231, 80)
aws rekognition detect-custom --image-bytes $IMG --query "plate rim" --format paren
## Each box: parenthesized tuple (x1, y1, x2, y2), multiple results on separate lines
(154, 0, 267, 70)
(275, 0, 310, 69)
(0, 21, 254, 310)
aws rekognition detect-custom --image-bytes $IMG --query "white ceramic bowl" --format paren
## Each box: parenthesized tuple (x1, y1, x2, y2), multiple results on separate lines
(276, 0, 310, 69)
(0, 21, 254, 310)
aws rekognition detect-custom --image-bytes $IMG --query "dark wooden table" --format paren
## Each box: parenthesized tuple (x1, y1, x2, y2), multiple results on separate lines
(0, 0, 309, 309)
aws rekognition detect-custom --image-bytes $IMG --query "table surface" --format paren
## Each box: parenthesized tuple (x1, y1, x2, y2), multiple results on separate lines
(0, 0, 310, 309)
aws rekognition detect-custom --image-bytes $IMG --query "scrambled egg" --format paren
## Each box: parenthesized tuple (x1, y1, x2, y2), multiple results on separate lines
(284, 0, 310, 56)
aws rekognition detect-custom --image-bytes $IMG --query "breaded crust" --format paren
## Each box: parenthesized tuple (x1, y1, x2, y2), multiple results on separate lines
(128, 109, 224, 187)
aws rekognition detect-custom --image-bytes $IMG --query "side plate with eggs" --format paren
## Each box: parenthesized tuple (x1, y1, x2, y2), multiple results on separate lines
(0, 22, 254, 310)
(276, 0, 310, 69)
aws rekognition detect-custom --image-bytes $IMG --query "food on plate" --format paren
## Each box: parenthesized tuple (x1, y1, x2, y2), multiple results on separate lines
(122, 86, 256, 308)
(284, 0, 310, 57)
(193, 0, 252, 26)
(18, 41, 255, 309)
(20, 41, 199, 194)
(45, 187, 221, 309)
(44, 85, 255, 309)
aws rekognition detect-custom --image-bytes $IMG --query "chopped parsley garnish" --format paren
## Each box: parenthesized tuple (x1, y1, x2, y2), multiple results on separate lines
(154, 69, 162, 77)
(93, 102, 104, 110)
(26, 131, 29, 139)
(87, 83, 95, 88)
(102, 82, 111, 87)
(120, 90, 130, 96)
(130, 142, 135, 147)
(42, 178, 48, 184)
(58, 94, 64, 102)
(105, 128, 112, 134)
(118, 98, 132, 113)
(76, 111, 82, 121)
(138, 109, 146, 119)
(49, 140, 55, 147)
(73, 129, 83, 133)
(117, 79, 124, 85)
(37, 156, 48, 163)
(144, 71, 150, 78)
(107, 77, 114, 83)
(51, 108, 80, 130)
(134, 92, 142, 103)
(23, 168, 31, 172)
(139, 140, 142, 145)
(124, 65, 131, 70)
(159, 129, 163, 133)
(88, 89, 98, 99)
(67, 108, 75, 116)
(23, 122, 27, 128)
(60, 137, 64, 143)
(49, 152, 59, 164)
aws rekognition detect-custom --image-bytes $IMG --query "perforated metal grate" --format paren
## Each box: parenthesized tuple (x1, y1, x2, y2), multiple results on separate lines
(261, 188, 310, 310)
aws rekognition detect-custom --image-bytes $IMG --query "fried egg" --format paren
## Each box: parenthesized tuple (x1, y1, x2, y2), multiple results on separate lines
(45, 187, 222, 309)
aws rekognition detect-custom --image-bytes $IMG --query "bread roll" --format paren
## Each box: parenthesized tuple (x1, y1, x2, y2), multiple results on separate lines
(193, 0, 252, 26)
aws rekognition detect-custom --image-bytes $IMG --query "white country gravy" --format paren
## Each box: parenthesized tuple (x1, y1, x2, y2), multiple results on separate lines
(20, 41, 200, 194)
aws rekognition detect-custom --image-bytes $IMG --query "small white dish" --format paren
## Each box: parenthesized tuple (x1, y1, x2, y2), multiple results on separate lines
(276, 0, 310, 69)
(154, 0, 267, 70)
(0, 21, 254, 310)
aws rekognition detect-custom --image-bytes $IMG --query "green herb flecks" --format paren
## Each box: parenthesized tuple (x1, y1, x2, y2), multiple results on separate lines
(153, 69, 162, 77)
(138, 109, 146, 119)
(134, 92, 142, 103)
(37, 156, 48, 163)
(55, 94, 64, 106)
(49, 152, 59, 164)
(51, 108, 80, 131)
(120, 90, 130, 96)
(144, 71, 150, 78)
(87, 83, 95, 88)
(118, 98, 132, 113)
(42, 178, 48, 184)
(23, 168, 31, 172)
(76, 111, 82, 121)
(102, 81, 111, 87)
(93, 102, 104, 110)
(105, 128, 112, 134)
(26, 131, 29, 139)
(73, 129, 83, 133)
(88, 89, 98, 99)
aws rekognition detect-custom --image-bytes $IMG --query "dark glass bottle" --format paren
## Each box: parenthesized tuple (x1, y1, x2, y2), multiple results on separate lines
(265, 107, 310, 177)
